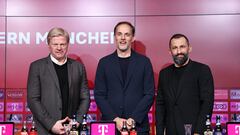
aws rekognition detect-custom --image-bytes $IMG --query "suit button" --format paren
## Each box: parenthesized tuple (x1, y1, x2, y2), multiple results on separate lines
(174, 103, 178, 106)
(59, 108, 62, 111)
(119, 106, 123, 109)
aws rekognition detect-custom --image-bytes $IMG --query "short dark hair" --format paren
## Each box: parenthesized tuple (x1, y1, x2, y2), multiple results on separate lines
(114, 21, 135, 36)
(169, 33, 189, 48)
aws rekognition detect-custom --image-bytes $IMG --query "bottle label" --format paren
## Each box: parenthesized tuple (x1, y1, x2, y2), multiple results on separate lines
(20, 132, 29, 135)
(69, 131, 79, 135)
(29, 131, 38, 135)
(121, 131, 129, 135)
(130, 131, 137, 135)
(214, 132, 223, 135)
(204, 131, 213, 135)
(80, 131, 87, 135)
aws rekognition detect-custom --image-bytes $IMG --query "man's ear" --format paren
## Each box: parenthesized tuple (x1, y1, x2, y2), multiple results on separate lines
(131, 37, 135, 43)
(189, 45, 192, 53)
(168, 48, 172, 55)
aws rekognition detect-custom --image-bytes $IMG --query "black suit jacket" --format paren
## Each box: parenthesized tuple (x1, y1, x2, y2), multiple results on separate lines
(155, 60, 214, 135)
(94, 50, 155, 132)
(27, 55, 90, 135)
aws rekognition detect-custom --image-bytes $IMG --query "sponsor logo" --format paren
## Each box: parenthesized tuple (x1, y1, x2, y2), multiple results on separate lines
(98, 124, 110, 134)
(91, 123, 115, 135)
(231, 102, 240, 111)
(227, 124, 240, 135)
(0, 122, 14, 135)
(87, 114, 97, 123)
(6, 90, 24, 99)
(0, 102, 4, 112)
(214, 89, 228, 100)
(0, 90, 4, 100)
(6, 102, 23, 112)
(231, 114, 240, 122)
(211, 114, 228, 124)
(148, 113, 153, 124)
(213, 102, 228, 112)
(235, 125, 240, 135)
(90, 89, 94, 100)
(6, 114, 22, 123)
(25, 114, 33, 123)
(0, 114, 3, 122)
(0, 125, 6, 134)
(89, 101, 97, 111)
(230, 89, 240, 100)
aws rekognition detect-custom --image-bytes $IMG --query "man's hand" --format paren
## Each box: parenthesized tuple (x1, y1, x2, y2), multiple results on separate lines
(113, 117, 126, 131)
(51, 117, 70, 134)
(126, 118, 135, 130)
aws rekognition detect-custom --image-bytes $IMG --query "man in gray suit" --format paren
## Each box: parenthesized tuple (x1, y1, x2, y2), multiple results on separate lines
(27, 27, 90, 135)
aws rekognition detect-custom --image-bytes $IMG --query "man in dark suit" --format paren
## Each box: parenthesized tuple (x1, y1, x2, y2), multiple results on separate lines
(94, 21, 155, 134)
(155, 33, 214, 135)
(27, 27, 90, 135)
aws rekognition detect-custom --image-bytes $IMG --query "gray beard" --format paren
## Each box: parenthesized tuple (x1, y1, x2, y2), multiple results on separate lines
(173, 54, 189, 66)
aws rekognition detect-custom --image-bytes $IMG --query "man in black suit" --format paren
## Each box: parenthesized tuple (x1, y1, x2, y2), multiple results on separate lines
(155, 33, 214, 135)
(27, 27, 90, 135)
(94, 21, 155, 134)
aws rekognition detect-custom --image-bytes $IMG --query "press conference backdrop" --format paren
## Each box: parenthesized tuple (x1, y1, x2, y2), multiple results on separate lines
(0, 0, 240, 134)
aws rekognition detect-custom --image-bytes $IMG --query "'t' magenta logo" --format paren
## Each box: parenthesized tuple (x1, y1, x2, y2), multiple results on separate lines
(98, 124, 109, 135)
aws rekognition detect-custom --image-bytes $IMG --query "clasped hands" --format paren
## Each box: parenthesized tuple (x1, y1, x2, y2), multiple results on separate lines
(51, 117, 80, 134)
(113, 117, 135, 131)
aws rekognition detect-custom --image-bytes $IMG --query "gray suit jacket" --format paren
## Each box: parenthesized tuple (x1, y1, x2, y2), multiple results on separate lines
(27, 55, 90, 135)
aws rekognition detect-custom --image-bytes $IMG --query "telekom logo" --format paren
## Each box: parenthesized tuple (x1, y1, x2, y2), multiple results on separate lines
(7, 102, 23, 112)
(0, 125, 6, 135)
(98, 124, 109, 135)
(235, 125, 240, 135)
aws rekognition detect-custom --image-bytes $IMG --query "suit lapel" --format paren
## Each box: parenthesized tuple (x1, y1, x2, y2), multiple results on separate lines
(168, 66, 177, 99)
(67, 59, 72, 91)
(123, 51, 136, 90)
(67, 59, 73, 113)
(112, 52, 124, 86)
(47, 56, 61, 93)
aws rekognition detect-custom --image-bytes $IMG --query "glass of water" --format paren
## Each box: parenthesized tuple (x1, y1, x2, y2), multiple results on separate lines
(63, 123, 71, 135)
(184, 124, 192, 135)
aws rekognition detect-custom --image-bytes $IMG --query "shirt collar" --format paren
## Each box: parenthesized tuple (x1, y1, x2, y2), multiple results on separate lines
(50, 54, 67, 66)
